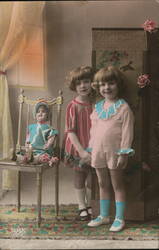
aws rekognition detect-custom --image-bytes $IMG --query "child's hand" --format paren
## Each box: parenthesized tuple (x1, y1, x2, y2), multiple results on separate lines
(44, 137, 54, 149)
(117, 155, 128, 169)
(80, 151, 91, 165)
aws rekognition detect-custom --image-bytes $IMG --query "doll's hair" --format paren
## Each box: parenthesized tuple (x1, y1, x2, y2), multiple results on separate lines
(92, 66, 127, 98)
(66, 66, 95, 91)
(33, 100, 50, 120)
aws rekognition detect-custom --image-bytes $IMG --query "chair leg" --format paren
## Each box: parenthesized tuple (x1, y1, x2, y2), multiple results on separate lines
(37, 172, 42, 227)
(17, 171, 21, 212)
(55, 163, 59, 217)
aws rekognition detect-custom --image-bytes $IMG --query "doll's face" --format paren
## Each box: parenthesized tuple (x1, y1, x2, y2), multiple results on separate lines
(99, 80, 118, 101)
(75, 79, 92, 97)
(36, 106, 48, 122)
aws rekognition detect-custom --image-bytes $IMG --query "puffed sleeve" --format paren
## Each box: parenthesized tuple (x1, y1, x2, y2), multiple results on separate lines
(117, 105, 135, 156)
(65, 102, 77, 133)
(87, 109, 98, 152)
(49, 129, 58, 137)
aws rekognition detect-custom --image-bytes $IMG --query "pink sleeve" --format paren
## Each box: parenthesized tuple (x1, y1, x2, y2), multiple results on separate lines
(65, 102, 77, 133)
(88, 109, 98, 150)
(117, 106, 135, 155)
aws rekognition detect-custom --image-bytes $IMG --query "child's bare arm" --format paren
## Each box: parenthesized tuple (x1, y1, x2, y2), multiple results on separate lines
(68, 132, 91, 164)
(44, 135, 56, 149)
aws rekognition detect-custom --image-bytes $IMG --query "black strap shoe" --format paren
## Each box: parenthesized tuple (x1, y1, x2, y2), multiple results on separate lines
(75, 208, 90, 221)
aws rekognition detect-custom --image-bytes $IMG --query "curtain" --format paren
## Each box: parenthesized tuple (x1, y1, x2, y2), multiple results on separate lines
(0, 1, 45, 190)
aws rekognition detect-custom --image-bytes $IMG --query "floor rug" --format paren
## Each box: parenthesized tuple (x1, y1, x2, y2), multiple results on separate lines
(0, 205, 158, 240)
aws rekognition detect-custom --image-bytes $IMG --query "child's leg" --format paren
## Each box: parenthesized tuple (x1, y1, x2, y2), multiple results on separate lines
(109, 169, 126, 231)
(74, 169, 89, 220)
(96, 168, 112, 200)
(85, 168, 92, 215)
(88, 168, 111, 226)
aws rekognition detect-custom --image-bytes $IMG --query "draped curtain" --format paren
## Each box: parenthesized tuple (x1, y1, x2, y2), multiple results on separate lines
(0, 1, 45, 190)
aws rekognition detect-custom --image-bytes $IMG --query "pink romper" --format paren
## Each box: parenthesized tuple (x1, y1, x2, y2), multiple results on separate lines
(63, 98, 93, 170)
(89, 99, 134, 169)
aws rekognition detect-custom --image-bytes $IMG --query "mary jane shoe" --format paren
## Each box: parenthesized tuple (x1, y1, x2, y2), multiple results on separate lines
(109, 218, 125, 232)
(87, 215, 110, 227)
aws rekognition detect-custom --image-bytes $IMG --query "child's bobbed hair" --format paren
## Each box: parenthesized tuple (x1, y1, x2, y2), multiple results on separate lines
(92, 65, 126, 98)
(66, 66, 95, 91)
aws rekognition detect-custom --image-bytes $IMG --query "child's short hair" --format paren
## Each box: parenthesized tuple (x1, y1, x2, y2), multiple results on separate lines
(92, 66, 126, 98)
(33, 100, 50, 119)
(67, 66, 95, 91)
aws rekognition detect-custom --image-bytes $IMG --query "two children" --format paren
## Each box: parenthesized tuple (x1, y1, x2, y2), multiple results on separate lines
(63, 65, 134, 232)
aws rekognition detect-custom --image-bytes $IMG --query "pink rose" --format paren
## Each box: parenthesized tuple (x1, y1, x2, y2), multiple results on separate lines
(39, 153, 50, 163)
(137, 74, 150, 88)
(142, 19, 157, 33)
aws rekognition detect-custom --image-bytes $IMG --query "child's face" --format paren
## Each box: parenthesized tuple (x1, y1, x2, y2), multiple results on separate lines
(36, 106, 48, 122)
(99, 80, 118, 100)
(75, 79, 92, 97)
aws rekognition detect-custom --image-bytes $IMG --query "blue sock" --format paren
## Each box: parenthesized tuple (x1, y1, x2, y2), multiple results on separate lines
(100, 199, 110, 217)
(115, 201, 126, 220)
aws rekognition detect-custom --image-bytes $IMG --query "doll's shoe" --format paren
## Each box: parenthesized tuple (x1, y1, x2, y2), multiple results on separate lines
(109, 218, 125, 232)
(87, 215, 110, 227)
(16, 155, 29, 164)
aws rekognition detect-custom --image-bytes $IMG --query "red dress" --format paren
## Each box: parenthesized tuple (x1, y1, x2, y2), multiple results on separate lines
(63, 98, 93, 170)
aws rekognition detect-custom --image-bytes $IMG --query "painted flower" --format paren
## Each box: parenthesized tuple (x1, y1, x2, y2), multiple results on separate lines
(142, 19, 157, 33)
(137, 74, 150, 88)
(39, 153, 50, 163)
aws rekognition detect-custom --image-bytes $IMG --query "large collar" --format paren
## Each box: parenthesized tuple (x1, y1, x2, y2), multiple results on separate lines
(95, 99, 126, 119)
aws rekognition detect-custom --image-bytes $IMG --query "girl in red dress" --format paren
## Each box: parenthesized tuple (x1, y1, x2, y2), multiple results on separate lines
(63, 66, 95, 221)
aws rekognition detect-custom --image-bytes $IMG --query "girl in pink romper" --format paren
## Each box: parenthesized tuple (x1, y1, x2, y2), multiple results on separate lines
(63, 66, 95, 221)
(88, 66, 134, 232)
